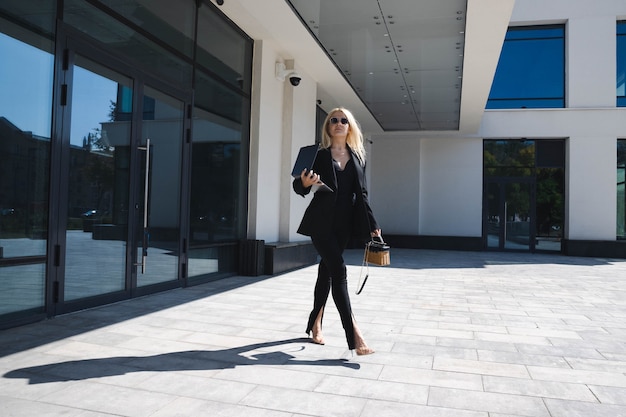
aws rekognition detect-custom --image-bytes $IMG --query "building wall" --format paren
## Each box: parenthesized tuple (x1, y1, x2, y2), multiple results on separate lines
(283, 64, 318, 243)
(248, 40, 283, 242)
(481, 109, 622, 240)
(566, 136, 617, 240)
(365, 0, 626, 246)
(232, 0, 626, 250)
(247, 40, 317, 244)
(370, 135, 484, 238)
(369, 138, 421, 235)
(419, 138, 483, 237)
(477, 0, 626, 241)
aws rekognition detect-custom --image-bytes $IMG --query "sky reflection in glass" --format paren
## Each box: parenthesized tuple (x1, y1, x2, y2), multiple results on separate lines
(487, 26, 565, 109)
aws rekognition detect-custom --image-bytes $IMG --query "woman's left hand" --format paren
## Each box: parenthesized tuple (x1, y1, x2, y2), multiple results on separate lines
(371, 229, 382, 238)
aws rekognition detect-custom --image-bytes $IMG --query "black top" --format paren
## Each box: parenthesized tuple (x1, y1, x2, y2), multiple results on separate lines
(332, 158, 356, 235)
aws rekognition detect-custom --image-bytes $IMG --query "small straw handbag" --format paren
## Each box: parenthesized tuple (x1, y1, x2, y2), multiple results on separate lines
(356, 236, 390, 294)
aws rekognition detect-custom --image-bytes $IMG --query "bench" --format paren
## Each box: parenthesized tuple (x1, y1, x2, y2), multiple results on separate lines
(264, 241, 318, 275)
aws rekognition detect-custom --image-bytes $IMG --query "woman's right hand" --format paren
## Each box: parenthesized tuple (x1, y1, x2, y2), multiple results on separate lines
(300, 168, 320, 188)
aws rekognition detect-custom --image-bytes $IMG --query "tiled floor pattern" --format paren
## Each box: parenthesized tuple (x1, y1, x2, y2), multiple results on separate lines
(1, 248, 626, 416)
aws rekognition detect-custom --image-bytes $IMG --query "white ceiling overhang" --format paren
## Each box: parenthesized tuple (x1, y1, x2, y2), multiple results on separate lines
(213, 0, 515, 137)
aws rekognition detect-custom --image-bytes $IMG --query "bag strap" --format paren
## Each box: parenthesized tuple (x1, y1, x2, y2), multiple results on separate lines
(356, 241, 371, 295)
(356, 235, 386, 295)
(372, 235, 385, 244)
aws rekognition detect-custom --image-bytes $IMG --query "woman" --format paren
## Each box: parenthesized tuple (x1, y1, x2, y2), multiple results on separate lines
(293, 107, 381, 356)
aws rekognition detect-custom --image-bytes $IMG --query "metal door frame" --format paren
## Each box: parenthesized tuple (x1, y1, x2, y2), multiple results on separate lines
(483, 176, 536, 252)
(47, 25, 192, 316)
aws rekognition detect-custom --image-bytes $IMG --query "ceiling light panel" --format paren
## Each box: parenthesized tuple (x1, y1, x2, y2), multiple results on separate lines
(287, 0, 467, 131)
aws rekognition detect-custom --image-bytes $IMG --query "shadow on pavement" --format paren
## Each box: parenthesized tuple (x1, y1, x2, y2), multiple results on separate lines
(3, 337, 359, 384)
(343, 248, 624, 270)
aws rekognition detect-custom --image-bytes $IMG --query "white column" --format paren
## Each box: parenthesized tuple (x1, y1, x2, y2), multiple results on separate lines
(566, 136, 617, 240)
(247, 40, 283, 241)
(248, 43, 317, 243)
(278, 61, 317, 242)
(567, 16, 617, 108)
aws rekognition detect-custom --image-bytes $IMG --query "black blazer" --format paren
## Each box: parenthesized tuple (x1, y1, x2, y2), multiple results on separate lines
(293, 147, 379, 240)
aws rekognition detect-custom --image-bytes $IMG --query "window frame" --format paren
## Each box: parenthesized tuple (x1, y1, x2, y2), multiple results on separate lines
(487, 25, 566, 109)
(618, 21, 626, 107)
(618, 139, 626, 239)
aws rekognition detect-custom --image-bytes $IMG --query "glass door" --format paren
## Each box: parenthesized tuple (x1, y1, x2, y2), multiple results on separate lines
(51, 36, 188, 313)
(62, 54, 132, 302)
(135, 86, 185, 288)
(485, 179, 535, 251)
(485, 181, 502, 249)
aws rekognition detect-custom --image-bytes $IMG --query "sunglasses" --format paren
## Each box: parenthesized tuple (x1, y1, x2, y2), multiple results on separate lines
(329, 117, 349, 125)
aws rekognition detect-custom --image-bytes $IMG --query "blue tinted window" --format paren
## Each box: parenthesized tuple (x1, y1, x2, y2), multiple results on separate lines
(487, 26, 565, 109)
(618, 21, 625, 107)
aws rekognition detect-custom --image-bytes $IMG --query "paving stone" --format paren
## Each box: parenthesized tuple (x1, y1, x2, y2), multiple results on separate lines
(483, 375, 597, 401)
(433, 357, 530, 378)
(587, 385, 626, 405)
(428, 387, 551, 416)
(527, 365, 626, 387)
(545, 398, 626, 417)
(1, 249, 625, 416)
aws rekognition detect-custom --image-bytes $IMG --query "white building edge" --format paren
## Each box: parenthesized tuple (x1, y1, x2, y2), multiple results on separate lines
(215, 0, 626, 257)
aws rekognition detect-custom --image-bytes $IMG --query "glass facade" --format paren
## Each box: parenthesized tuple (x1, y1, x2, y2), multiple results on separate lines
(63, 56, 132, 301)
(63, 0, 195, 89)
(0, 2, 56, 321)
(484, 140, 565, 252)
(617, 139, 626, 240)
(187, 4, 252, 282)
(487, 26, 565, 109)
(617, 21, 626, 107)
(0, 0, 252, 327)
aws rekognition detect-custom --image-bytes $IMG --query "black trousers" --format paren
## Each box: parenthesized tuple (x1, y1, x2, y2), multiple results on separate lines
(307, 231, 356, 349)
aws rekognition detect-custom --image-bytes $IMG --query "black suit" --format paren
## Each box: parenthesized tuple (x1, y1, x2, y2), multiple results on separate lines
(293, 147, 379, 240)
(292, 146, 379, 349)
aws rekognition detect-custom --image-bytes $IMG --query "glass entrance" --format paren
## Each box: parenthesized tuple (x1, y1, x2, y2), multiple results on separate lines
(485, 179, 534, 251)
(53, 40, 187, 311)
(0, 23, 54, 322)
(483, 139, 565, 253)
(63, 55, 131, 301)
(135, 87, 184, 287)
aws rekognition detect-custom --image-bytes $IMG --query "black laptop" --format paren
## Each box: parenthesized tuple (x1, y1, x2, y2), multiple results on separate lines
(291, 144, 332, 192)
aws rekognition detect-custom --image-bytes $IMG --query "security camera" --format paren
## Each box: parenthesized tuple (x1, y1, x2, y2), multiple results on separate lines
(216, 0, 224, 5)
(275, 62, 302, 87)
(289, 73, 301, 86)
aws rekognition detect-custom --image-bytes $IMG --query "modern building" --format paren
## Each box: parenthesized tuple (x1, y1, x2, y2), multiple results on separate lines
(1, 0, 625, 329)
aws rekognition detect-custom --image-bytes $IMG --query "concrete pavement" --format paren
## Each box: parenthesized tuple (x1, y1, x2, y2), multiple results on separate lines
(1, 248, 626, 416)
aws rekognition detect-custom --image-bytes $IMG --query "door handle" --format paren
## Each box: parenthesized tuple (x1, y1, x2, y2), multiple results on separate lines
(135, 138, 150, 274)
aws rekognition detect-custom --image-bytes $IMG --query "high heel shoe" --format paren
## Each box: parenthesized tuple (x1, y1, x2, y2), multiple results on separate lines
(309, 330, 325, 345)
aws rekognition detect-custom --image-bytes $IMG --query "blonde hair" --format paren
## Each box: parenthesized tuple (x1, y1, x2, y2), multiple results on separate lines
(321, 107, 366, 164)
